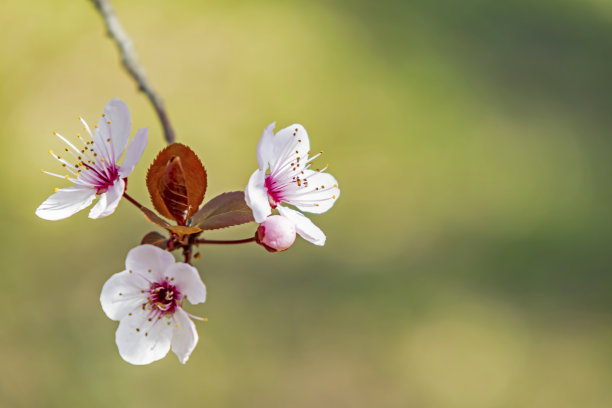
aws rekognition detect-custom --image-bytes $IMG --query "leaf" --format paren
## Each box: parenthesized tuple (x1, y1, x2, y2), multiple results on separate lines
(141, 231, 167, 249)
(146, 143, 207, 225)
(158, 156, 189, 223)
(168, 225, 203, 236)
(190, 191, 255, 230)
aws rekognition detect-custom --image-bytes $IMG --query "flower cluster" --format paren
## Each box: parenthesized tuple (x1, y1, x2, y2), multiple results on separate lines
(37, 98, 340, 364)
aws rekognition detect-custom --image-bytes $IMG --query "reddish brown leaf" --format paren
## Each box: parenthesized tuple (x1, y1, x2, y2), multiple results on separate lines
(158, 156, 189, 224)
(190, 191, 255, 230)
(141, 231, 168, 249)
(147, 143, 207, 224)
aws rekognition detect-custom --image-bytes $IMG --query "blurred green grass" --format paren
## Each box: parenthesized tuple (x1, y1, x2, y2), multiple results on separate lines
(2, 0, 612, 406)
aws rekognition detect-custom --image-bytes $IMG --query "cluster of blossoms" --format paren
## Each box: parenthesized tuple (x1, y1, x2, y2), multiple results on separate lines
(36, 98, 340, 365)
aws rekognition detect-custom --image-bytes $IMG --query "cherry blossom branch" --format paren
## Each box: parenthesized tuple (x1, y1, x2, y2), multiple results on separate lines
(89, 0, 176, 145)
(195, 237, 256, 245)
(183, 245, 193, 264)
(122, 191, 149, 213)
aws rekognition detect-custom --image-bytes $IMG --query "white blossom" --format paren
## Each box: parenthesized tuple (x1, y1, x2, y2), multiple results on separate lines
(245, 123, 340, 245)
(100, 245, 207, 365)
(36, 98, 148, 220)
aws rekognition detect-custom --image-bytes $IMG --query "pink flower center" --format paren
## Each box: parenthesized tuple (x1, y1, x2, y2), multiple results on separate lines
(265, 174, 285, 207)
(80, 161, 120, 194)
(147, 280, 182, 317)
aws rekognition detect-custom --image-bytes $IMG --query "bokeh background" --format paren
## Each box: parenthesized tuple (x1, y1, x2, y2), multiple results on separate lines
(2, 0, 612, 406)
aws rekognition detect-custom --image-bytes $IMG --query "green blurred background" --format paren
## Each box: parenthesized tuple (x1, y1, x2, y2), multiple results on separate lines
(2, 0, 612, 406)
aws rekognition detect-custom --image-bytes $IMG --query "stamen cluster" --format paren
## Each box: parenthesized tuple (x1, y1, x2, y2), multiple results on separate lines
(148, 280, 182, 317)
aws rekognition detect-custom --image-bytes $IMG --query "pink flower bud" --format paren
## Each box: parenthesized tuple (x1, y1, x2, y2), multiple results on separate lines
(256, 215, 296, 252)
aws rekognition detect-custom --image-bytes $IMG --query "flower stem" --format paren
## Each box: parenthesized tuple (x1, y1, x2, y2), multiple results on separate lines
(194, 237, 256, 245)
(123, 191, 146, 211)
(183, 245, 193, 264)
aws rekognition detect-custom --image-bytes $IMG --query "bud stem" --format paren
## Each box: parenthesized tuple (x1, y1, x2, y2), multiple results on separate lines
(194, 237, 256, 245)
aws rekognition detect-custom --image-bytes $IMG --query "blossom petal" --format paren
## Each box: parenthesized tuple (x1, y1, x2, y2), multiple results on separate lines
(119, 128, 148, 178)
(285, 170, 340, 214)
(166, 263, 206, 305)
(171, 309, 199, 364)
(88, 178, 125, 219)
(95, 98, 131, 162)
(268, 124, 311, 175)
(256, 122, 276, 171)
(115, 309, 173, 365)
(35, 186, 96, 221)
(125, 245, 175, 281)
(245, 169, 271, 223)
(100, 270, 148, 321)
(277, 205, 326, 246)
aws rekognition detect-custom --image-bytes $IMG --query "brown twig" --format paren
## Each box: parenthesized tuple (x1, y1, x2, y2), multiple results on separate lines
(195, 237, 256, 245)
(122, 191, 147, 212)
(182, 245, 193, 264)
(89, 0, 176, 145)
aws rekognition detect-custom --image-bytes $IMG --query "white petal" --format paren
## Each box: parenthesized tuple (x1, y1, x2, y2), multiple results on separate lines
(277, 205, 326, 246)
(119, 128, 148, 178)
(125, 244, 175, 281)
(100, 270, 148, 321)
(171, 309, 199, 364)
(285, 170, 340, 214)
(256, 122, 276, 171)
(268, 124, 311, 175)
(35, 186, 96, 221)
(245, 169, 271, 223)
(166, 263, 206, 305)
(115, 309, 173, 365)
(94, 98, 132, 162)
(93, 125, 113, 163)
(88, 178, 125, 219)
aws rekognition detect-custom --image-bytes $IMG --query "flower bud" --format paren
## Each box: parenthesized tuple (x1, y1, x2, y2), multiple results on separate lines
(256, 215, 296, 252)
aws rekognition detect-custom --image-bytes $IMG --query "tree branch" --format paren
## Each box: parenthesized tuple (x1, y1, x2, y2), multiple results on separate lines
(89, 0, 176, 145)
